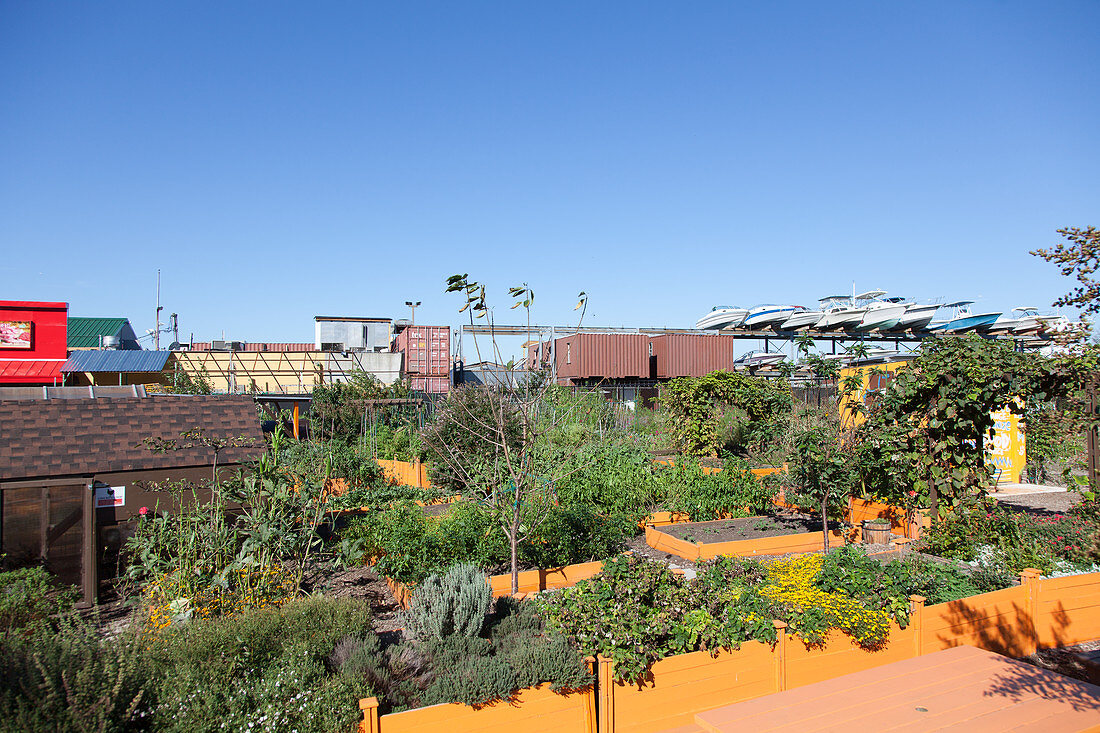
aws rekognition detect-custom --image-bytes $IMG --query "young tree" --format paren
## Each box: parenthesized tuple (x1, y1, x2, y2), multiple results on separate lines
(422, 275, 586, 594)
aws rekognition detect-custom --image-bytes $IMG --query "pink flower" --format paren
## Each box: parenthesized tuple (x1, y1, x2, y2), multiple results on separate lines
(139, 506, 149, 516)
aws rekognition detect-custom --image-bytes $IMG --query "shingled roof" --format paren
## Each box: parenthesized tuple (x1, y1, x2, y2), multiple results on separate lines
(0, 395, 264, 481)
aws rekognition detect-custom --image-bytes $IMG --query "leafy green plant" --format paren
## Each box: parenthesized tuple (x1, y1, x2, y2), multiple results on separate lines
(0, 565, 77, 631)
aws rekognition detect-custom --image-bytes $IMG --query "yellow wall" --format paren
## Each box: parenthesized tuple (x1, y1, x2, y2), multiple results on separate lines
(839, 360, 1025, 484)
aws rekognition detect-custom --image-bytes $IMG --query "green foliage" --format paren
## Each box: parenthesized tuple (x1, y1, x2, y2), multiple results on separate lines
(656, 458, 774, 520)
(401, 564, 493, 641)
(855, 336, 1046, 515)
(310, 370, 410, 443)
(663, 371, 793, 457)
(0, 566, 76, 631)
(0, 616, 147, 733)
(1031, 225, 1100, 315)
(548, 434, 660, 514)
(348, 500, 633, 583)
(422, 386, 524, 495)
(167, 363, 214, 395)
(279, 439, 385, 489)
(919, 501, 1100, 574)
(141, 596, 371, 732)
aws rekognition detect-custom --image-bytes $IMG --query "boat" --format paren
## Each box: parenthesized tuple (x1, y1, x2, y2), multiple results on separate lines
(780, 308, 824, 330)
(988, 307, 1042, 335)
(855, 290, 908, 332)
(695, 306, 749, 331)
(815, 295, 867, 331)
(734, 350, 787, 367)
(928, 302, 1002, 333)
(884, 299, 941, 332)
(742, 304, 803, 329)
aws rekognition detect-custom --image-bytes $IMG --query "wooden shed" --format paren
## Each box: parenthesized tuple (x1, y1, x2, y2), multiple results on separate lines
(0, 392, 263, 605)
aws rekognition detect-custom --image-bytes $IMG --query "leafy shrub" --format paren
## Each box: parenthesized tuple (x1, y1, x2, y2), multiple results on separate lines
(141, 596, 373, 733)
(349, 501, 632, 583)
(401, 564, 492, 641)
(656, 457, 775, 520)
(0, 616, 147, 733)
(549, 435, 660, 514)
(279, 439, 386, 489)
(0, 566, 76, 631)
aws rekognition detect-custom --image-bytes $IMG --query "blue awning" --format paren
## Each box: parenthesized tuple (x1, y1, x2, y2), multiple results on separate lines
(61, 350, 173, 373)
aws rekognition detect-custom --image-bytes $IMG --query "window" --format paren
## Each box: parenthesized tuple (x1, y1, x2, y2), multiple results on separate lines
(566, 344, 571, 364)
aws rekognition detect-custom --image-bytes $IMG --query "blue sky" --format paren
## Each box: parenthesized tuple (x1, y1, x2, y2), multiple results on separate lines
(2, 2, 1097, 352)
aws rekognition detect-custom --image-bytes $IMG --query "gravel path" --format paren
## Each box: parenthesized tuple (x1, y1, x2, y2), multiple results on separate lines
(993, 490, 1081, 516)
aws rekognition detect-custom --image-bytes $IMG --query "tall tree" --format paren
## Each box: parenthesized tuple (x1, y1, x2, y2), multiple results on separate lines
(1031, 226, 1100, 314)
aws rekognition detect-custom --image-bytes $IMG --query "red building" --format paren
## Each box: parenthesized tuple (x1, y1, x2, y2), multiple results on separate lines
(0, 301, 69, 386)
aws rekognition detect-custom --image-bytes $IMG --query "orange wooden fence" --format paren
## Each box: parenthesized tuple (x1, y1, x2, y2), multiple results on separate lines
(361, 571, 1100, 732)
(376, 459, 432, 488)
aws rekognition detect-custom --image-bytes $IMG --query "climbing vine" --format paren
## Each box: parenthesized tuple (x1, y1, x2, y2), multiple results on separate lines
(663, 371, 792, 457)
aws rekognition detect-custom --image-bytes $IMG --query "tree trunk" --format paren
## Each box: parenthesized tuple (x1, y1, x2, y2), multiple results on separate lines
(821, 490, 830, 553)
(510, 502, 521, 595)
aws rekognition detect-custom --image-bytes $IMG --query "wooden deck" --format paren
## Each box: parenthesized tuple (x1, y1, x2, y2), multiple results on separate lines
(677, 645, 1100, 733)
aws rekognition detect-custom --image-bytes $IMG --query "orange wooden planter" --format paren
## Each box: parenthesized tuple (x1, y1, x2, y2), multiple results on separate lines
(645, 523, 860, 562)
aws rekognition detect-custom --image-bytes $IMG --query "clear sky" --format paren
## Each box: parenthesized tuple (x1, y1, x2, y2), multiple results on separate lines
(2, 2, 1098, 352)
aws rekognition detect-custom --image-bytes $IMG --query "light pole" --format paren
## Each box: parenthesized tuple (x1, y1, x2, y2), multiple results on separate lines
(405, 301, 421, 326)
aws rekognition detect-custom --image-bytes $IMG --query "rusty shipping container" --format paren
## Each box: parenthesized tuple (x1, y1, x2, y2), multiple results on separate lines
(396, 326, 451, 376)
(649, 333, 740, 378)
(408, 375, 450, 394)
(551, 333, 650, 381)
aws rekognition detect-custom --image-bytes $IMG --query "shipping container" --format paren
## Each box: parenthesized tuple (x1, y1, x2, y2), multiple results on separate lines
(649, 333, 740, 378)
(549, 333, 650, 382)
(396, 325, 451, 376)
(408, 375, 451, 394)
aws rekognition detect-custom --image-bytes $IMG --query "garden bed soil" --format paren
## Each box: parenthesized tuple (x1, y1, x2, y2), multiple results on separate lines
(301, 563, 404, 633)
(664, 514, 840, 544)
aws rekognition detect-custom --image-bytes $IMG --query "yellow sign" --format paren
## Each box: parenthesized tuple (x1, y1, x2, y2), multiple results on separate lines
(838, 361, 1025, 484)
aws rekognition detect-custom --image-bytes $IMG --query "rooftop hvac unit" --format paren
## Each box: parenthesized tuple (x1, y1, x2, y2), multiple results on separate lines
(211, 340, 230, 351)
(101, 335, 121, 349)
(230, 341, 246, 351)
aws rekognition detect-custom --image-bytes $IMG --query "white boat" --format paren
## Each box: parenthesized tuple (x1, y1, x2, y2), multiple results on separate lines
(815, 295, 867, 331)
(988, 307, 1042, 335)
(885, 299, 941, 332)
(855, 290, 908, 331)
(742, 304, 803, 329)
(734, 350, 787, 367)
(780, 308, 824, 330)
(695, 306, 748, 331)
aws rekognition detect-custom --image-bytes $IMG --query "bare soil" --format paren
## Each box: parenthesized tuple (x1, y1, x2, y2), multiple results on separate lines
(301, 562, 404, 633)
(662, 514, 839, 544)
(1017, 639, 1100, 685)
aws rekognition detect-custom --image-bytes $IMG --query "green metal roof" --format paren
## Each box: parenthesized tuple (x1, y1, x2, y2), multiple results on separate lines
(67, 317, 131, 348)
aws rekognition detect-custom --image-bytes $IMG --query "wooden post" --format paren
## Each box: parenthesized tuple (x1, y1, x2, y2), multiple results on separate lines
(909, 595, 925, 658)
(1021, 568, 1041, 654)
(893, 537, 911, 555)
(773, 620, 788, 693)
(597, 654, 614, 733)
(80, 481, 97, 608)
(584, 657, 597, 733)
(358, 696, 379, 733)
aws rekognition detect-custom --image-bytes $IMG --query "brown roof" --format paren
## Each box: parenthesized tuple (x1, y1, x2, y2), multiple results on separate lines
(0, 395, 264, 481)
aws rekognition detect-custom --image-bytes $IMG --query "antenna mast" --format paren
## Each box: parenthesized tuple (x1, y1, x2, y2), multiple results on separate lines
(155, 270, 164, 351)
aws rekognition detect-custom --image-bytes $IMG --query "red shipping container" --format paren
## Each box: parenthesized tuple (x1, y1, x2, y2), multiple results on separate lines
(551, 333, 649, 381)
(649, 333, 740, 378)
(409, 376, 450, 394)
(396, 325, 450, 376)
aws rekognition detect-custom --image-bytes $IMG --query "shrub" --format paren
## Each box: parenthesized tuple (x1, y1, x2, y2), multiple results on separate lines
(0, 616, 147, 733)
(401, 564, 492, 641)
(657, 457, 775, 520)
(141, 596, 373, 733)
(0, 566, 77, 631)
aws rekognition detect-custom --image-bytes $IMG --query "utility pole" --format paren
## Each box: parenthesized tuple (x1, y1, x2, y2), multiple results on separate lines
(405, 300, 421, 326)
(155, 268, 162, 352)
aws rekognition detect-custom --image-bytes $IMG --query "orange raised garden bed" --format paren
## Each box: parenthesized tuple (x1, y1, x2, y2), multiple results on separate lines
(645, 521, 861, 562)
